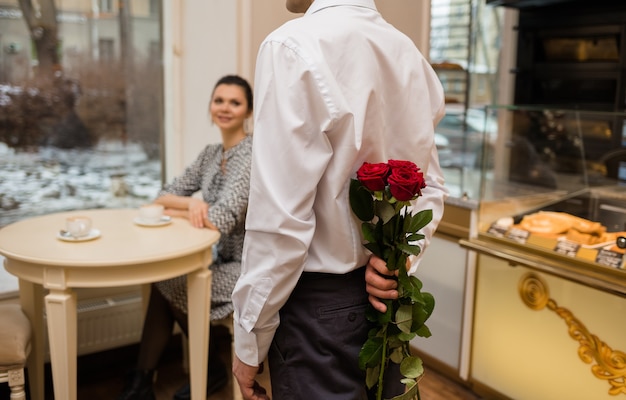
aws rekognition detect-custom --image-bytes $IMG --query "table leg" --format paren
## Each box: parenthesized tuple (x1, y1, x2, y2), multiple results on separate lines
(187, 268, 212, 400)
(45, 288, 77, 400)
(18, 280, 45, 400)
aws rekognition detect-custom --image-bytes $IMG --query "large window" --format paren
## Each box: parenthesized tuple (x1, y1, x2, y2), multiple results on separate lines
(0, 0, 164, 294)
(429, 0, 503, 199)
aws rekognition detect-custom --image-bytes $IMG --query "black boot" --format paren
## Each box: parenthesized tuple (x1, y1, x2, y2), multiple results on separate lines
(117, 369, 156, 400)
(172, 364, 228, 400)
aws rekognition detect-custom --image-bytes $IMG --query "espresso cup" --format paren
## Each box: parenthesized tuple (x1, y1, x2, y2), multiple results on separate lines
(66, 216, 92, 238)
(138, 204, 164, 223)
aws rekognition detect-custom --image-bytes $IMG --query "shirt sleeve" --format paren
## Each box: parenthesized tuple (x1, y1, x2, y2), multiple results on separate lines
(408, 89, 448, 273)
(408, 142, 449, 273)
(232, 39, 334, 365)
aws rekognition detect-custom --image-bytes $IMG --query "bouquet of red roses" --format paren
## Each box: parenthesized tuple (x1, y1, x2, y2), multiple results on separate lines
(349, 160, 435, 400)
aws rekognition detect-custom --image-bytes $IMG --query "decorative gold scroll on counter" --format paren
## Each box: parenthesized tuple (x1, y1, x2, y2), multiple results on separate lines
(518, 273, 626, 396)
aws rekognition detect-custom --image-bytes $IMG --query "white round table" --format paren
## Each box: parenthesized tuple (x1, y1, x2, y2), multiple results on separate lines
(0, 208, 220, 400)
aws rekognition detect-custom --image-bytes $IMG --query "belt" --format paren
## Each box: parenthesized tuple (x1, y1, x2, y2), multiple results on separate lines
(299, 266, 365, 282)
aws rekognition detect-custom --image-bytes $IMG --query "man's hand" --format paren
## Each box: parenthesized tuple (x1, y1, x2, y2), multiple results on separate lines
(233, 356, 270, 400)
(365, 255, 399, 313)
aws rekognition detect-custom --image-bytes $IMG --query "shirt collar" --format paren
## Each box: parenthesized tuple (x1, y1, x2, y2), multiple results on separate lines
(306, 0, 378, 15)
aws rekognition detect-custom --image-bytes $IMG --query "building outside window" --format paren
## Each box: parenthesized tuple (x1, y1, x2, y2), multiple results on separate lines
(429, 0, 503, 198)
(100, 0, 113, 13)
(0, 0, 164, 295)
(149, 0, 159, 16)
(99, 38, 114, 61)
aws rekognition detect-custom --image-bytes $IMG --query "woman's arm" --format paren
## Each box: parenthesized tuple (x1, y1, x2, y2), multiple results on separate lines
(154, 194, 214, 229)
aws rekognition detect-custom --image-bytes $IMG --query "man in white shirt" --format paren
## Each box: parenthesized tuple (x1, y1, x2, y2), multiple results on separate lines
(232, 1, 448, 399)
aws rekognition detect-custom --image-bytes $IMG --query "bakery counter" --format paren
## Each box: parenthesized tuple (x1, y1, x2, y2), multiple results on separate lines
(459, 195, 626, 399)
(439, 196, 478, 239)
(464, 185, 626, 297)
(467, 252, 626, 400)
(460, 234, 626, 298)
(450, 106, 626, 398)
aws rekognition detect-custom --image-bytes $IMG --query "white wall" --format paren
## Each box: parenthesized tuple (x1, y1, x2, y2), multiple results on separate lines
(163, 0, 240, 181)
(164, 1, 433, 182)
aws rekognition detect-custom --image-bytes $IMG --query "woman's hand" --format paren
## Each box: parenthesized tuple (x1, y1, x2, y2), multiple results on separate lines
(365, 255, 399, 313)
(203, 217, 218, 231)
(187, 197, 209, 228)
(155, 194, 215, 229)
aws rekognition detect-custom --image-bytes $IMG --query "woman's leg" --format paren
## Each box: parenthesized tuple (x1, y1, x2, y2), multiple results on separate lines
(117, 285, 175, 400)
(136, 285, 177, 369)
(171, 311, 229, 400)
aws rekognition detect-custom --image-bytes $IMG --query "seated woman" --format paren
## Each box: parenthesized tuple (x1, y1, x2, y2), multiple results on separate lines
(117, 74, 253, 400)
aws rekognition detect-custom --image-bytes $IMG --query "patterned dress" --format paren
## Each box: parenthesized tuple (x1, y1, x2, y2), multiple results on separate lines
(154, 135, 252, 320)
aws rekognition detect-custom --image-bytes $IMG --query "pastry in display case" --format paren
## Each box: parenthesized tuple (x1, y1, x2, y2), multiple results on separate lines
(487, 210, 626, 268)
(476, 105, 626, 271)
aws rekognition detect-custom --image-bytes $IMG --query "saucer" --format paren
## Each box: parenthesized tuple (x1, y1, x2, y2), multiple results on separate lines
(57, 229, 101, 242)
(133, 216, 172, 227)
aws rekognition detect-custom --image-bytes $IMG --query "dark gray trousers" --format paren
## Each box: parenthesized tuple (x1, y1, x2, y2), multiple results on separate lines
(268, 267, 403, 400)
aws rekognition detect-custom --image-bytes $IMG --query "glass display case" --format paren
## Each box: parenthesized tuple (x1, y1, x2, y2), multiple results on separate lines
(470, 105, 626, 293)
(460, 105, 626, 400)
(437, 105, 496, 201)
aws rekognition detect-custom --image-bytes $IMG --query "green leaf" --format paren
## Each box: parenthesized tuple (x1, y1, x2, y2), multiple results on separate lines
(365, 365, 380, 389)
(378, 300, 393, 324)
(387, 379, 420, 400)
(365, 307, 380, 323)
(395, 304, 413, 333)
(407, 209, 433, 232)
(397, 267, 411, 293)
(408, 276, 424, 291)
(361, 222, 377, 242)
(382, 216, 398, 246)
(397, 331, 417, 342)
(415, 324, 432, 338)
(403, 277, 425, 304)
(363, 242, 383, 259)
(396, 213, 405, 237)
(394, 253, 408, 271)
(359, 336, 384, 369)
(349, 179, 374, 221)
(396, 243, 422, 257)
(400, 356, 424, 379)
(411, 294, 435, 328)
(420, 292, 435, 317)
(386, 333, 404, 349)
(376, 199, 396, 224)
(406, 233, 425, 242)
(402, 211, 414, 232)
(389, 346, 404, 364)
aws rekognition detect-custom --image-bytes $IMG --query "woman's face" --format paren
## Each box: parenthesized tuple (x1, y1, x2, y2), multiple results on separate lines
(210, 84, 251, 133)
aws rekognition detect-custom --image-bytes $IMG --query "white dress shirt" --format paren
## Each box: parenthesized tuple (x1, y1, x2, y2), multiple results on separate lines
(233, 0, 448, 366)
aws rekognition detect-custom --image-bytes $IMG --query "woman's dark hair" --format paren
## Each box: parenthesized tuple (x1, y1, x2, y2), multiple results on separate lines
(213, 75, 253, 112)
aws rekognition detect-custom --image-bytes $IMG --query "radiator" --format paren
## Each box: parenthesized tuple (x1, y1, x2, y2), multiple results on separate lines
(44, 292, 145, 358)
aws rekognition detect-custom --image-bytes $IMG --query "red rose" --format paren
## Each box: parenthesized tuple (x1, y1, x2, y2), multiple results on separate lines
(388, 159, 419, 172)
(356, 162, 390, 191)
(388, 167, 426, 201)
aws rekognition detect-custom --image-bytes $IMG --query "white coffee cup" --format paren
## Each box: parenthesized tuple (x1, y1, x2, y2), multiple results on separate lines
(139, 204, 164, 223)
(66, 216, 92, 238)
